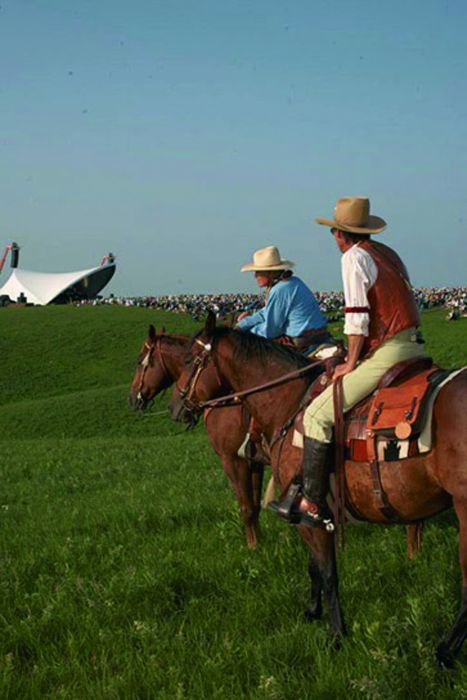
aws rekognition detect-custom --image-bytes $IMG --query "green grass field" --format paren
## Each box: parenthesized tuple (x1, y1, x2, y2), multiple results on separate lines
(1, 305, 467, 699)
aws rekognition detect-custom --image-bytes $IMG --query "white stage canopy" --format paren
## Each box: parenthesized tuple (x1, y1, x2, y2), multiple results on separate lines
(0, 263, 116, 305)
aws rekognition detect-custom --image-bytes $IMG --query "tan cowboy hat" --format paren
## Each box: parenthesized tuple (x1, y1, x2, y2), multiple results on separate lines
(316, 196, 386, 234)
(241, 245, 295, 272)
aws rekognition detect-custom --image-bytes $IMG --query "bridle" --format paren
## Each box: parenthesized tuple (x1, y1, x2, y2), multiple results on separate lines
(176, 336, 324, 414)
(136, 336, 172, 403)
(176, 338, 222, 413)
(136, 341, 156, 403)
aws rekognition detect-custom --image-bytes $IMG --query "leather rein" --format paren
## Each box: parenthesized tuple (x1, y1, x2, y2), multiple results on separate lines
(176, 338, 323, 413)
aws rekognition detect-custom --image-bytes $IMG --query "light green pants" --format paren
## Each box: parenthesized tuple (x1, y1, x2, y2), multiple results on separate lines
(303, 328, 425, 443)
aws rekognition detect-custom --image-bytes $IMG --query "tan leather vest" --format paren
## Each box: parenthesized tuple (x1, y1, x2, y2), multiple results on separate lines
(357, 240, 420, 356)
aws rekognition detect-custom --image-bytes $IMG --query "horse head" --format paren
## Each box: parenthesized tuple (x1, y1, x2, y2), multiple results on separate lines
(129, 324, 185, 409)
(169, 311, 228, 425)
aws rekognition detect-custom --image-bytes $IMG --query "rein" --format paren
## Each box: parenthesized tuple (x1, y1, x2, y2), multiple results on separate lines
(200, 361, 322, 409)
(177, 337, 323, 411)
(333, 376, 346, 550)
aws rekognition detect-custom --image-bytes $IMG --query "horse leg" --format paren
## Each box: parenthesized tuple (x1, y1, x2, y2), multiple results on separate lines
(321, 543, 347, 640)
(221, 455, 260, 549)
(304, 553, 323, 622)
(300, 527, 347, 638)
(406, 522, 423, 560)
(249, 460, 264, 517)
(436, 498, 467, 668)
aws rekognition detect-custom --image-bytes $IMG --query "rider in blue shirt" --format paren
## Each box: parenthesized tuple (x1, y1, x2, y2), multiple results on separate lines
(237, 246, 329, 354)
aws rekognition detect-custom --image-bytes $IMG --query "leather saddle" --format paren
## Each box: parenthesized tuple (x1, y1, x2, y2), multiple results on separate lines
(345, 357, 453, 463)
(294, 356, 448, 462)
(292, 356, 455, 524)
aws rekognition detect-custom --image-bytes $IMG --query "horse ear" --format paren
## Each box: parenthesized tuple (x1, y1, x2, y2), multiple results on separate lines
(148, 324, 156, 341)
(205, 310, 216, 336)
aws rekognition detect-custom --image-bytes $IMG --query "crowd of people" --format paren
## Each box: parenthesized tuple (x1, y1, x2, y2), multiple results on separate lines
(414, 287, 467, 311)
(78, 286, 467, 320)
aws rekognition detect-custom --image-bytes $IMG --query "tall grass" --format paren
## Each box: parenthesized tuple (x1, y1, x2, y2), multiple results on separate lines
(0, 306, 466, 698)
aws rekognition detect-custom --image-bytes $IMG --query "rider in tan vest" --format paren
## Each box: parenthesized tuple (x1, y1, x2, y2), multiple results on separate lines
(270, 197, 425, 529)
(355, 239, 420, 355)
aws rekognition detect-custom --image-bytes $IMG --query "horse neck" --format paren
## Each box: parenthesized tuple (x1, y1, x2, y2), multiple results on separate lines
(216, 340, 309, 438)
(160, 337, 188, 381)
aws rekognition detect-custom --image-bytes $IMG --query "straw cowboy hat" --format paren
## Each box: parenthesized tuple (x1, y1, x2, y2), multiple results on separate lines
(316, 196, 386, 234)
(241, 246, 295, 272)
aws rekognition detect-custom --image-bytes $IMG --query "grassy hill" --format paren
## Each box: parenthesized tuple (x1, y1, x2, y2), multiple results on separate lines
(0, 305, 196, 439)
(0, 306, 466, 698)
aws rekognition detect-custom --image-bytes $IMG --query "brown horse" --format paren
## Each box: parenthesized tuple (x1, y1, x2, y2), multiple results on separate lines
(129, 325, 265, 548)
(169, 312, 467, 668)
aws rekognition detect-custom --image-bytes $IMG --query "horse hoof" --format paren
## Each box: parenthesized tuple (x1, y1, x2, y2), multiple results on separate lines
(245, 535, 258, 550)
(436, 644, 456, 670)
(330, 634, 343, 652)
(304, 608, 322, 623)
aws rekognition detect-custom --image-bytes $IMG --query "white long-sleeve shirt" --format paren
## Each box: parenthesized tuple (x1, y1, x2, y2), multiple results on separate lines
(341, 244, 378, 336)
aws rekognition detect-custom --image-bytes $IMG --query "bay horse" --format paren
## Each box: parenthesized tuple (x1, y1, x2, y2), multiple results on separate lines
(169, 311, 467, 668)
(129, 324, 265, 548)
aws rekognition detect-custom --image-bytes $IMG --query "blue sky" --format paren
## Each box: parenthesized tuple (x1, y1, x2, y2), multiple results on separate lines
(1, 0, 466, 295)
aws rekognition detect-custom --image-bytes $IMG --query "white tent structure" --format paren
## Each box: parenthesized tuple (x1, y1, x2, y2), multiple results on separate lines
(0, 263, 116, 305)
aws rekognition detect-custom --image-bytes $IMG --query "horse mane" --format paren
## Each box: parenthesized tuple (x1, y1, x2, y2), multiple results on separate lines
(159, 334, 189, 347)
(196, 326, 311, 370)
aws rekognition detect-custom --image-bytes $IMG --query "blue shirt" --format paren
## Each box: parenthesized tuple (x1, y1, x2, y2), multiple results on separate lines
(237, 276, 327, 340)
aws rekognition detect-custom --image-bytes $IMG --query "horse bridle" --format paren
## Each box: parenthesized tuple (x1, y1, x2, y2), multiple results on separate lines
(136, 337, 170, 403)
(176, 338, 218, 413)
(176, 336, 324, 414)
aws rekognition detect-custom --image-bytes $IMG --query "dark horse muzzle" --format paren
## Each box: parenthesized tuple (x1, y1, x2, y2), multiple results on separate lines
(168, 389, 200, 428)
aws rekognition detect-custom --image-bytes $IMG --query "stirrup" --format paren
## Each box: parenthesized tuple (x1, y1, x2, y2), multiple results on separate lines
(299, 499, 335, 532)
(268, 483, 302, 524)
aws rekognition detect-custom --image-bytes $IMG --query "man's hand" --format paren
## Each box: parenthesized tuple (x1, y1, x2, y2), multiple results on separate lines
(237, 311, 250, 322)
(333, 362, 356, 380)
(332, 334, 365, 381)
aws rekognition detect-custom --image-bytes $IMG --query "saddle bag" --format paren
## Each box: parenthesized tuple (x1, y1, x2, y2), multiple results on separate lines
(368, 366, 438, 439)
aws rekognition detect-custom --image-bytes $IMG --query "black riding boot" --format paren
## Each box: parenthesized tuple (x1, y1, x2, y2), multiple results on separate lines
(300, 437, 334, 530)
(268, 437, 334, 531)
